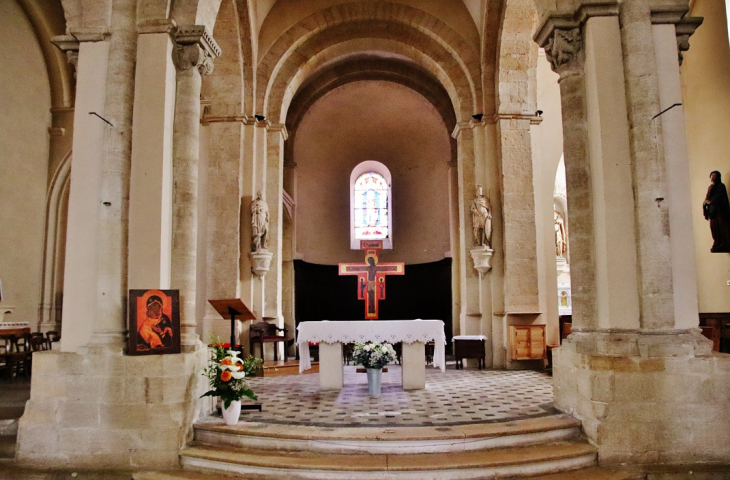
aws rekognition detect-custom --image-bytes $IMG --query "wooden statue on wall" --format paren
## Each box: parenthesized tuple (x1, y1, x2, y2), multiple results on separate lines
(703, 170, 730, 253)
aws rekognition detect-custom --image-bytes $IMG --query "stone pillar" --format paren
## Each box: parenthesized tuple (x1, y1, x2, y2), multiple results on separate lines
(495, 114, 540, 315)
(535, 7, 727, 465)
(446, 159, 461, 337)
(52, 35, 109, 352)
(264, 123, 287, 349)
(128, 24, 177, 291)
(650, 16, 702, 329)
(171, 26, 221, 347)
(539, 26, 598, 332)
(452, 122, 480, 336)
(87, 0, 137, 351)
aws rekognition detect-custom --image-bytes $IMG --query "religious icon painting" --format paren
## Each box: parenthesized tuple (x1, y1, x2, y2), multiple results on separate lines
(128, 289, 181, 355)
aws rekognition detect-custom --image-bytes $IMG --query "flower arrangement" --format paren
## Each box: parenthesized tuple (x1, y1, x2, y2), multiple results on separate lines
(352, 342, 396, 370)
(201, 340, 264, 408)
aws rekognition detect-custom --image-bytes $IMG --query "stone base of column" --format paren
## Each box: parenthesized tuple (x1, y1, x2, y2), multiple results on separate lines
(553, 331, 730, 465)
(15, 344, 212, 469)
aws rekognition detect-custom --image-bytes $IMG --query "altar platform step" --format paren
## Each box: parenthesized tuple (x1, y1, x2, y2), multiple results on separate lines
(159, 413, 601, 479)
(134, 466, 645, 480)
(177, 440, 596, 479)
(191, 414, 583, 454)
(261, 360, 318, 377)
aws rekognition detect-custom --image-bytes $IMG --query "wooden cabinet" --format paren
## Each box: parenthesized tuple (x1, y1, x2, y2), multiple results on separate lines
(509, 325, 546, 360)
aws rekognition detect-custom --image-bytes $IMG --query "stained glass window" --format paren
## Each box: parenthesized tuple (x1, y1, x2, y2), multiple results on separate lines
(354, 172, 389, 240)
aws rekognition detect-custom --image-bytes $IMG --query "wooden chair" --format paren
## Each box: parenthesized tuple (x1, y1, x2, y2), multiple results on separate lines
(46, 330, 60, 350)
(31, 332, 48, 351)
(2, 334, 30, 381)
(249, 321, 287, 361)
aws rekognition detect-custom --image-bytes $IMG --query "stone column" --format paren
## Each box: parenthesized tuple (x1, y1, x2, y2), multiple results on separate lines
(534, 7, 725, 465)
(171, 26, 221, 347)
(88, 0, 137, 351)
(264, 124, 287, 338)
(650, 15, 702, 330)
(447, 159, 461, 336)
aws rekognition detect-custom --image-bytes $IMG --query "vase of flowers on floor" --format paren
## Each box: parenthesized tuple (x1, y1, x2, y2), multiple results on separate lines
(202, 341, 263, 425)
(353, 342, 396, 398)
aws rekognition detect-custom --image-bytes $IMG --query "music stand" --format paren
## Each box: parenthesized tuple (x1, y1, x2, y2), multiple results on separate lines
(208, 298, 261, 412)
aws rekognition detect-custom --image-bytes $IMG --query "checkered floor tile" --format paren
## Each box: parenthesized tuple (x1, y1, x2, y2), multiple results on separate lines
(240, 365, 554, 427)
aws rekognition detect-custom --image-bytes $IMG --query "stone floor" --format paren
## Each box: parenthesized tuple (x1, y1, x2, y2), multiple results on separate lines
(240, 364, 555, 427)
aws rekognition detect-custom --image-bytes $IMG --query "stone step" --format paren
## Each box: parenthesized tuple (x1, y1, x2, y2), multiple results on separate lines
(178, 441, 597, 479)
(134, 467, 644, 480)
(193, 414, 582, 454)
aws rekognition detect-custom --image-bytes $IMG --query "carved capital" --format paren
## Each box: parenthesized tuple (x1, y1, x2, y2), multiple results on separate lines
(174, 25, 221, 76)
(544, 28, 583, 75)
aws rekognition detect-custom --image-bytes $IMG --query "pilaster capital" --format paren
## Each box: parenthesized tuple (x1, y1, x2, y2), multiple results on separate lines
(267, 123, 289, 140)
(50, 35, 80, 76)
(494, 112, 543, 125)
(451, 121, 474, 139)
(174, 25, 221, 76)
(137, 18, 177, 35)
(651, 9, 703, 65)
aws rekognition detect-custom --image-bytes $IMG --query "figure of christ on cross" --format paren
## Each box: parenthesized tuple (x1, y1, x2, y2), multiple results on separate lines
(339, 249, 405, 319)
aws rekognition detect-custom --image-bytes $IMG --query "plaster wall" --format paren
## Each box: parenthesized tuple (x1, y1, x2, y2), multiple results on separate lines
(683, 0, 730, 313)
(0, 0, 51, 323)
(293, 81, 451, 266)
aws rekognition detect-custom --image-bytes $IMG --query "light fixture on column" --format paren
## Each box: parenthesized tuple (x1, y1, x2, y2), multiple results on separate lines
(254, 114, 266, 121)
(472, 113, 484, 121)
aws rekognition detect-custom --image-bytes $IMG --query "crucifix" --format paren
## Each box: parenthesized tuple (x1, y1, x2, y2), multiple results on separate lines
(339, 240, 404, 319)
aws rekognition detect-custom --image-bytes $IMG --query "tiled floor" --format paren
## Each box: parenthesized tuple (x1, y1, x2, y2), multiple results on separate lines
(241, 365, 555, 427)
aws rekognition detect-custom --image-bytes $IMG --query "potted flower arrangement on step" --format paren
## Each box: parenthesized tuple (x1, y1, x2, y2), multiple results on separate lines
(352, 342, 396, 397)
(202, 340, 263, 425)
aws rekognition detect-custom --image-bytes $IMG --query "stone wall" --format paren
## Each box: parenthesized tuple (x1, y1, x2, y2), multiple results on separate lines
(16, 346, 211, 469)
(553, 333, 730, 465)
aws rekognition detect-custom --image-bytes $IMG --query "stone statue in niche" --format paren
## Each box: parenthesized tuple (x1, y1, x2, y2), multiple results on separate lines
(703, 170, 730, 253)
(471, 185, 492, 248)
(251, 191, 269, 252)
(555, 211, 567, 258)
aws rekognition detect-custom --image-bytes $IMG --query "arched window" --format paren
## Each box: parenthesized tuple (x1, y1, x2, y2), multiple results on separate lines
(350, 161, 393, 249)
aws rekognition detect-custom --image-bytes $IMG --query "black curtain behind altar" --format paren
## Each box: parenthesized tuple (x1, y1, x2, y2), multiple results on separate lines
(293, 258, 453, 350)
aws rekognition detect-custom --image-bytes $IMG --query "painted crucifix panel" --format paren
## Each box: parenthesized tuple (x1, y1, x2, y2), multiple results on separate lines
(339, 241, 404, 319)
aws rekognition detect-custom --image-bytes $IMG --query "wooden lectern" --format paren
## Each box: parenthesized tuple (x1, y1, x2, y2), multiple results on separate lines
(208, 299, 256, 353)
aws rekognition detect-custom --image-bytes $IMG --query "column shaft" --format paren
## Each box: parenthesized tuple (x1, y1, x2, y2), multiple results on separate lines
(620, 5, 675, 330)
(92, 0, 137, 348)
(172, 49, 203, 346)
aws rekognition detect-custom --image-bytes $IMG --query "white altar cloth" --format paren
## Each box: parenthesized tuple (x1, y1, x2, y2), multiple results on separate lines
(297, 319, 446, 373)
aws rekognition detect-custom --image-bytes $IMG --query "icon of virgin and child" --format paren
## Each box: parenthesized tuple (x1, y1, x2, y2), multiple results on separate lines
(136, 290, 174, 351)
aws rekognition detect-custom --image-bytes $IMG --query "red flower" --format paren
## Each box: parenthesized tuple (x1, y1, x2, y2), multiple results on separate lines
(221, 371, 232, 382)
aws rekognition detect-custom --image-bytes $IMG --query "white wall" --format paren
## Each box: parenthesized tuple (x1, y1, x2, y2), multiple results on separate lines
(684, 0, 730, 313)
(0, 0, 51, 324)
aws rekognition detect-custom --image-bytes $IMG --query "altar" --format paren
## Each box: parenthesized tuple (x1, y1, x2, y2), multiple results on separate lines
(297, 320, 446, 390)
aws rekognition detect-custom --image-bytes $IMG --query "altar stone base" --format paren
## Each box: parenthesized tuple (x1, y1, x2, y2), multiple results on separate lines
(401, 341, 425, 390)
(319, 342, 344, 390)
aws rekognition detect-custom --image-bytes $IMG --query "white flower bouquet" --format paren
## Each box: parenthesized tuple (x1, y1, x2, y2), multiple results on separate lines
(352, 342, 396, 370)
